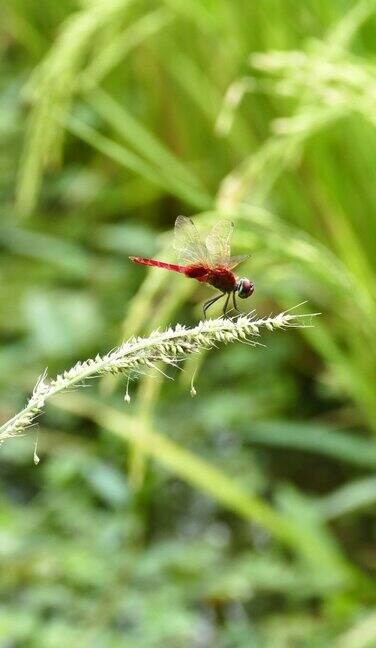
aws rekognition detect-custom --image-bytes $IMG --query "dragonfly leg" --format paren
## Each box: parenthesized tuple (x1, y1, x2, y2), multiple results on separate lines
(222, 293, 231, 317)
(232, 292, 240, 313)
(203, 293, 224, 319)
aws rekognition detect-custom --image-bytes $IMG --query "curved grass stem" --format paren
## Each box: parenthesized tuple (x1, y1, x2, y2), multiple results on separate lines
(0, 309, 316, 444)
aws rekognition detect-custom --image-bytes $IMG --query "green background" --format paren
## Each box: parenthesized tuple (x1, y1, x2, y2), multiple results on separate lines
(1, 0, 376, 645)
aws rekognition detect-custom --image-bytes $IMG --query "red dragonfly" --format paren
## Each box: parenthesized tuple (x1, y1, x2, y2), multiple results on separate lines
(129, 216, 254, 317)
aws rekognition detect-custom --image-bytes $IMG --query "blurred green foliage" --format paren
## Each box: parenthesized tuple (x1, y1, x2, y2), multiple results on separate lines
(1, 0, 376, 645)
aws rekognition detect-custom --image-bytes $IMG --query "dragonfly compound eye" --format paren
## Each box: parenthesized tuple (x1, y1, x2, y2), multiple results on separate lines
(237, 278, 254, 299)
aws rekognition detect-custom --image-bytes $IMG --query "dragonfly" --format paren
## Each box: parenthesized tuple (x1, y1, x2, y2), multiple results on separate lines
(129, 215, 254, 317)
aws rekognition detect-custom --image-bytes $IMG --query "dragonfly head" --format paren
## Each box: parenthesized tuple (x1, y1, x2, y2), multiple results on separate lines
(236, 277, 254, 299)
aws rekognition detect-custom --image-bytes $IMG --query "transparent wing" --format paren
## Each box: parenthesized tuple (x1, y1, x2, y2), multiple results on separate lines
(173, 215, 209, 265)
(205, 219, 234, 265)
(228, 254, 250, 270)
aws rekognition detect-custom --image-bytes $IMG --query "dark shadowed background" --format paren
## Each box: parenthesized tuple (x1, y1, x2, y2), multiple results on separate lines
(1, 1, 376, 646)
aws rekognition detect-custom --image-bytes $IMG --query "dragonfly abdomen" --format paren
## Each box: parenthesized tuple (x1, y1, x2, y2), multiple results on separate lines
(129, 257, 186, 274)
(185, 264, 211, 282)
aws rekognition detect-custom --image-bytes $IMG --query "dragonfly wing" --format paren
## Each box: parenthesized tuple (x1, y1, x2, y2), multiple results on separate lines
(205, 219, 234, 265)
(228, 254, 250, 270)
(174, 215, 209, 265)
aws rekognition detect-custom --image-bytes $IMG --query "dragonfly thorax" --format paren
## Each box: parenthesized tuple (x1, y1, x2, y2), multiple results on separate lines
(236, 277, 254, 299)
